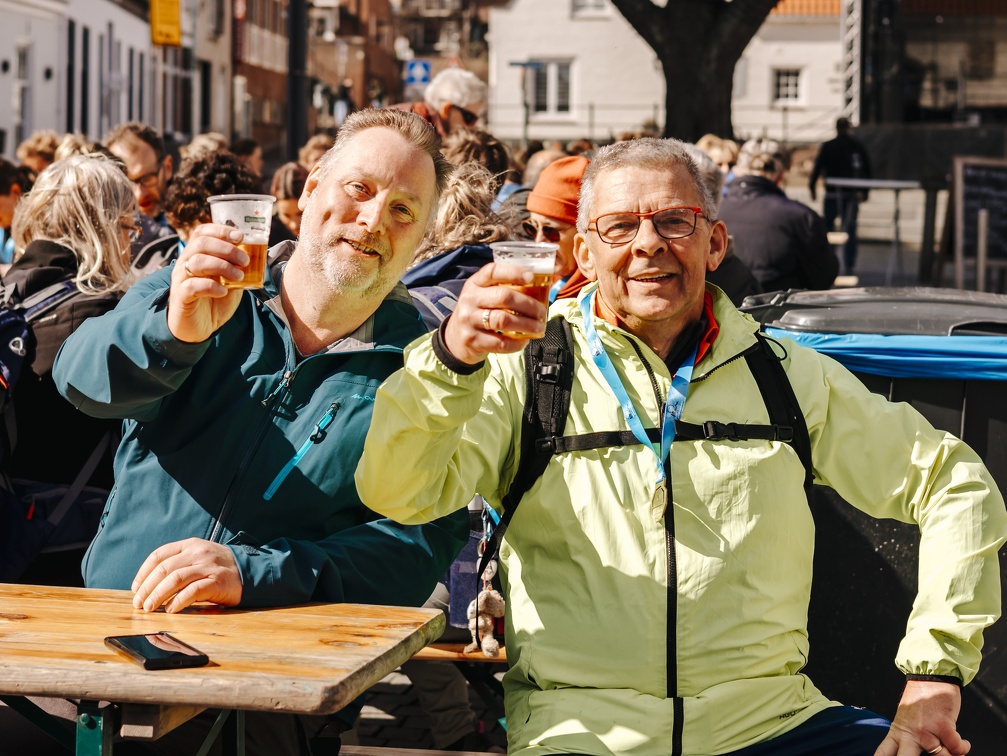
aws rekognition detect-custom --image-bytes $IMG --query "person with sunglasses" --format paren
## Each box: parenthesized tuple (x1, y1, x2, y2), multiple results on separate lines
(391, 68, 487, 139)
(358, 136, 1006, 756)
(524, 155, 592, 302)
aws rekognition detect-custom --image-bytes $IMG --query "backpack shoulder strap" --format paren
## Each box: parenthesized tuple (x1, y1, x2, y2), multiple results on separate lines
(477, 315, 574, 578)
(17, 280, 81, 323)
(409, 285, 458, 328)
(744, 332, 814, 499)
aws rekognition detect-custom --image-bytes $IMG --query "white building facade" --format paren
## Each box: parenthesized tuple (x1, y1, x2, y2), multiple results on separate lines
(487, 0, 665, 145)
(0, 0, 232, 162)
(487, 0, 844, 146)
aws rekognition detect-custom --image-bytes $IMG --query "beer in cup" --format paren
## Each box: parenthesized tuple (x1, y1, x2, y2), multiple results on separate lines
(489, 241, 558, 309)
(207, 194, 275, 289)
(489, 241, 558, 337)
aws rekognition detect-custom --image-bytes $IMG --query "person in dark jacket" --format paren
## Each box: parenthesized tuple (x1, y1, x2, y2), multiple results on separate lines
(719, 139, 837, 294)
(52, 110, 466, 754)
(7, 154, 136, 492)
(809, 117, 871, 275)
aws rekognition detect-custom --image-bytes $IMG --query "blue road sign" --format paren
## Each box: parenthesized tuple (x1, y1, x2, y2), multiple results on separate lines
(404, 59, 431, 85)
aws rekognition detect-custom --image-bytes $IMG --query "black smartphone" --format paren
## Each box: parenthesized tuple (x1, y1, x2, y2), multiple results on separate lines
(104, 632, 210, 670)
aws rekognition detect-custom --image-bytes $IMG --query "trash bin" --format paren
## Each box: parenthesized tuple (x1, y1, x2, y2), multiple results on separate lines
(741, 287, 1007, 750)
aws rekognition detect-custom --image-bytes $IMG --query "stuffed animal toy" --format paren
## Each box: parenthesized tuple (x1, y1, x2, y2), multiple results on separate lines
(464, 588, 506, 657)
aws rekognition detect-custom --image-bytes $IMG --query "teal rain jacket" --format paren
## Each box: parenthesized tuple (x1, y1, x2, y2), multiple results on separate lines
(53, 260, 468, 608)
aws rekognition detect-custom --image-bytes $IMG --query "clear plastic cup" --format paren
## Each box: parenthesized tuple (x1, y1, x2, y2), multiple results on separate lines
(207, 194, 275, 289)
(489, 241, 558, 309)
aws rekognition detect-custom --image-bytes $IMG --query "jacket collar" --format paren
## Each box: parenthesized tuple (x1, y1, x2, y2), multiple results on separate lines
(556, 282, 760, 377)
(258, 256, 424, 357)
(5, 240, 78, 298)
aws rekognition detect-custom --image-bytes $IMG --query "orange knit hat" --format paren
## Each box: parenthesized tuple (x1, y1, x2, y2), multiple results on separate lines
(527, 155, 590, 225)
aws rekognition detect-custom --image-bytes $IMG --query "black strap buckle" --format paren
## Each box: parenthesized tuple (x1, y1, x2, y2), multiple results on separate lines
(703, 421, 741, 441)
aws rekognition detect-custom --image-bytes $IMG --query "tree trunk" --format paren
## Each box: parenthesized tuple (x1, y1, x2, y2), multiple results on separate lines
(611, 0, 780, 142)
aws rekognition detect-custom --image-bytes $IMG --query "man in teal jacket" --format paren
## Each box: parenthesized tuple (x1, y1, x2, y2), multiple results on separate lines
(52, 110, 466, 751)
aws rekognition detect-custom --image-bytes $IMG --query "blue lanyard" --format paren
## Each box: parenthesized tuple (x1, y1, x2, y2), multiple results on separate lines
(548, 275, 570, 305)
(579, 290, 697, 484)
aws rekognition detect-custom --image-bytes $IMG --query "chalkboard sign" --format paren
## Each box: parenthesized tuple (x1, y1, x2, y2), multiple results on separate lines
(952, 156, 1007, 288)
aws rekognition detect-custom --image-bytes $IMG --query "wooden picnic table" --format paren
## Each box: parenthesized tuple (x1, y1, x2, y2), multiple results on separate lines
(0, 583, 444, 755)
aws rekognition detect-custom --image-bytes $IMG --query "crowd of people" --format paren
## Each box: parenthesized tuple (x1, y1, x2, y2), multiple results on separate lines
(0, 67, 1003, 756)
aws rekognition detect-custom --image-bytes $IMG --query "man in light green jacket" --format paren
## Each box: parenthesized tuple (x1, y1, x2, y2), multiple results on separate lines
(356, 137, 1007, 756)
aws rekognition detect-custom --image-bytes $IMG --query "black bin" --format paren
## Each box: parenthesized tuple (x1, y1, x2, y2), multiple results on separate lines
(741, 287, 1007, 750)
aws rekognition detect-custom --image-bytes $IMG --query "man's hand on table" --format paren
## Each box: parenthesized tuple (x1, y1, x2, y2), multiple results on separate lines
(874, 680, 968, 756)
(132, 538, 243, 613)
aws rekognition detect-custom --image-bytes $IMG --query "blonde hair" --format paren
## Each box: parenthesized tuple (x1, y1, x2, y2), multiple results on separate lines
(411, 162, 510, 265)
(11, 155, 137, 294)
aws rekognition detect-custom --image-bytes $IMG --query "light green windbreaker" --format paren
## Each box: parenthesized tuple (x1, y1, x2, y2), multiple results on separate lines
(357, 285, 1007, 756)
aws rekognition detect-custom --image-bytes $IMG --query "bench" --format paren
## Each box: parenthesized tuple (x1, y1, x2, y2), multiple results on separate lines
(341, 747, 491, 756)
(411, 642, 507, 663)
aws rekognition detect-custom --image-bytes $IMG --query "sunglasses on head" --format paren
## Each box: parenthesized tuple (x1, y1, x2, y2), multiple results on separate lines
(451, 104, 480, 127)
(521, 220, 562, 244)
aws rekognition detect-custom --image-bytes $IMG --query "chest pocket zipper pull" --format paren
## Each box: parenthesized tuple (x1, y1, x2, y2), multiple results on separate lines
(263, 402, 340, 501)
(262, 370, 293, 408)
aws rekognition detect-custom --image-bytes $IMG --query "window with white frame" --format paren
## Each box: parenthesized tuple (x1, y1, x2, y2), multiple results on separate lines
(531, 60, 571, 116)
(773, 68, 801, 103)
(572, 0, 608, 16)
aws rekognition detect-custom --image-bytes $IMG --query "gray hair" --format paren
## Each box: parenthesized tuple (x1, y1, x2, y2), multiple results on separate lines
(735, 138, 790, 181)
(11, 154, 137, 294)
(577, 137, 719, 232)
(424, 68, 488, 113)
(314, 108, 453, 206)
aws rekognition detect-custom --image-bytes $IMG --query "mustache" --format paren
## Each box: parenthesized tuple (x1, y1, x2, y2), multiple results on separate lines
(326, 232, 387, 257)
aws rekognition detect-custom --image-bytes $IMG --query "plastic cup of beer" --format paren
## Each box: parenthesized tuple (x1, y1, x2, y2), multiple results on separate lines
(489, 241, 558, 337)
(489, 241, 558, 308)
(207, 194, 275, 289)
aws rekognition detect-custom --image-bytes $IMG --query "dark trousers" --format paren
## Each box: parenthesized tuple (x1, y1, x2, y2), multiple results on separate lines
(824, 192, 861, 274)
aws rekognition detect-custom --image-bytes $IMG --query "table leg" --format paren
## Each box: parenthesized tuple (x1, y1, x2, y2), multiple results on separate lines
(0, 695, 75, 751)
(195, 709, 232, 756)
(76, 701, 116, 755)
(220, 709, 246, 756)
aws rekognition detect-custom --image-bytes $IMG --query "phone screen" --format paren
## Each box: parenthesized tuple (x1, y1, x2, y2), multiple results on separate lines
(104, 632, 210, 670)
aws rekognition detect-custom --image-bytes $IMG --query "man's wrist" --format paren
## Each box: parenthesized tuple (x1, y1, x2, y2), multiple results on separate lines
(433, 317, 485, 375)
(906, 673, 962, 687)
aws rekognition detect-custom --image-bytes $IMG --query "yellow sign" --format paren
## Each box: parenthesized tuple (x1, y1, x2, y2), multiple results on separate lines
(150, 0, 182, 47)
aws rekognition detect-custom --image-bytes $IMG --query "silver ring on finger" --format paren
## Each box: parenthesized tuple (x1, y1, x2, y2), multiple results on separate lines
(481, 308, 492, 331)
(927, 746, 944, 755)
(183, 259, 193, 277)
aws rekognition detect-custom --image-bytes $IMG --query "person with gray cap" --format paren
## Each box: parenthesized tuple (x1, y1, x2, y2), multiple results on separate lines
(719, 138, 837, 294)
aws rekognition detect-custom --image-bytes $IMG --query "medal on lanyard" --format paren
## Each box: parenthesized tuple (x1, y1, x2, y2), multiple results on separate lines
(579, 291, 697, 493)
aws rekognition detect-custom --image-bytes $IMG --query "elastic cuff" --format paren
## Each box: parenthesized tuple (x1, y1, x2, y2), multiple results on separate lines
(906, 673, 962, 687)
(433, 317, 485, 375)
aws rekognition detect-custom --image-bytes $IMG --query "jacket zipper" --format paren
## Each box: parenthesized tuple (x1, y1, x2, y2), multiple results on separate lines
(629, 338, 683, 756)
(208, 344, 404, 542)
(263, 401, 341, 501)
(209, 370, 292, 542)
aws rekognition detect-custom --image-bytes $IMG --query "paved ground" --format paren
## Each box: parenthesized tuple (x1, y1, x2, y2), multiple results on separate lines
(349, 668, 507, 751)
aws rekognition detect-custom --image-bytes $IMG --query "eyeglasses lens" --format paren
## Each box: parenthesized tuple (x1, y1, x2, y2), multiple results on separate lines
(597, 208, 697, 243)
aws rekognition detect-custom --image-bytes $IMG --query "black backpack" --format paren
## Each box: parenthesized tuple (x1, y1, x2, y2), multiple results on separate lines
(477, 315, 813, 579)
(0, 281, 114, 581)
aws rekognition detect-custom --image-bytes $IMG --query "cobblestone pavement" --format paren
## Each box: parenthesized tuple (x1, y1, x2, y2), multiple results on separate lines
(349, 669, 507, 751)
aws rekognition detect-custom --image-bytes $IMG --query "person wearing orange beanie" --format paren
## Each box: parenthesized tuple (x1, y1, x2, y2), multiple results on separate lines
(525, 155, 592, 302)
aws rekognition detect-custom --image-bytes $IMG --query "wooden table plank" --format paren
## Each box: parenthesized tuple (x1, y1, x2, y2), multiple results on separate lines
(0, 584, 444, 716)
